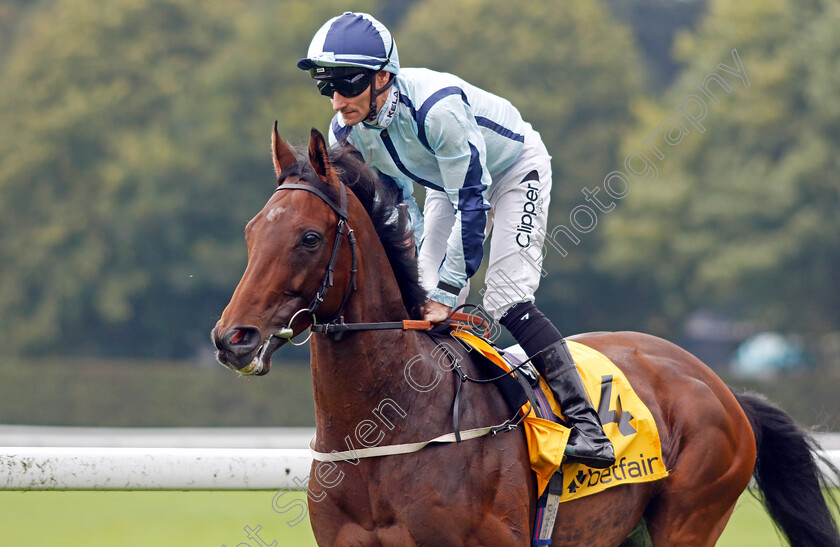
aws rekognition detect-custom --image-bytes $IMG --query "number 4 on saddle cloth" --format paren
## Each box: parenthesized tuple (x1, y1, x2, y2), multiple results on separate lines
(450, 330, 669, 527)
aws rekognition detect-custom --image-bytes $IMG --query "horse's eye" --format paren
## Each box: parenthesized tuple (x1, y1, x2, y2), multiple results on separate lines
(302, 232, 322, 248)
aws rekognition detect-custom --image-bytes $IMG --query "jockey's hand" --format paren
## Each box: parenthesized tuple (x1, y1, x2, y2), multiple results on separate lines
(423, 300, 453, 323)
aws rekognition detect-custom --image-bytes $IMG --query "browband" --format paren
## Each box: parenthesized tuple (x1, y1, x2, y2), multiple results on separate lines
(276, 179, 348, 220)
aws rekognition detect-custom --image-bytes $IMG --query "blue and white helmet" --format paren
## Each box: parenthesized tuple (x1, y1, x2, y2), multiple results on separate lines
(297, 12, 400, 75)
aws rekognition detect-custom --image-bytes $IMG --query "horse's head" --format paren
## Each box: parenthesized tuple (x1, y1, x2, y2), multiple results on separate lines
(212, 124, 361, 375)
(212, 124, 426, 375)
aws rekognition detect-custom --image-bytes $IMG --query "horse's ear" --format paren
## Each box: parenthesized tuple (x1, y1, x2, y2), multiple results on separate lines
(308, 127, 338, 186)
(272, 121, 296, 178)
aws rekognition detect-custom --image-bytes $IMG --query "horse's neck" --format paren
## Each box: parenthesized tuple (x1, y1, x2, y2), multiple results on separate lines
(306, 209, 467, 449)
(308, 325, 509, 454)
(309, 328, 437, 450)
(308, 221, 423, 446)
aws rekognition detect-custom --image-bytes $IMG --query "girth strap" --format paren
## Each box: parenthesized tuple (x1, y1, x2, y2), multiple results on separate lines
(310, 424, 507, 462)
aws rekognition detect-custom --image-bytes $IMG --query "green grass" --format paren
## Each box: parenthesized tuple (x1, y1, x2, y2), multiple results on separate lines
(0, 491, 318, 547)
(1, 489, 836, 546)
(718, 491, 790, 547)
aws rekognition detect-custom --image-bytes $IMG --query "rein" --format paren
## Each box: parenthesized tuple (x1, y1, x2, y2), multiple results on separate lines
(310, 309, 490, 340)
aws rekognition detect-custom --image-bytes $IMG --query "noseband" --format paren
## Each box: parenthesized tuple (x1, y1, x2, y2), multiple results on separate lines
(273, 178, 358, 340)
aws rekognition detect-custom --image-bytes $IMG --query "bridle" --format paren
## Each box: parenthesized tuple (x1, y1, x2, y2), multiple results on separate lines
(269, 176, 491, 346)
(272, 177, 358, 343)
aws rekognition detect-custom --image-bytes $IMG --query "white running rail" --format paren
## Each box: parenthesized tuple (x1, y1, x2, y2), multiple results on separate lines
(0, 447, 313, 490)
(0, 428, 837, 490)
(0, 447, 838, 491)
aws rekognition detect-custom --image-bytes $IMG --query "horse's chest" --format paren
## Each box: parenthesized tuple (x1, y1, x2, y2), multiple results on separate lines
(310, 453, 528, 546)
(310, 480, 439, 546)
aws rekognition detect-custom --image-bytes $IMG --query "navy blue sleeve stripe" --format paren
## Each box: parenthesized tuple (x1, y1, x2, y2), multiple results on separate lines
(398, 93, 417, 118)
(416, 86, 470, 151)
(475, 116, 525, 143)
(459, 142, 489, 278)
(331, 117, 352, 143)
(380, 130, 444, 192)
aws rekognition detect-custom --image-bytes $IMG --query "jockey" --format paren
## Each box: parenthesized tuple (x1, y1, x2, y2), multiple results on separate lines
(298, 12, 614, 469)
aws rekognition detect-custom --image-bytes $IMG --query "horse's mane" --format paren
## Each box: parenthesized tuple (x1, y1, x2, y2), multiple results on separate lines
(277, 145, 426, 319)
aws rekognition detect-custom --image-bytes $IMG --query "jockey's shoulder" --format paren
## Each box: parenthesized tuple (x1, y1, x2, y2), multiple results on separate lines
(397, 67, 469, 95)
(397, 69, 511, 119)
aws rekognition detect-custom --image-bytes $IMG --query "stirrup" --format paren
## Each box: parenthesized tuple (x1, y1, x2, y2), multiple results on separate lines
(564, 428, 615, 468)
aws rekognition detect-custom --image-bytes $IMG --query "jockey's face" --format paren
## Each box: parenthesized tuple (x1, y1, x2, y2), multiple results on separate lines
(330, 71, 391, 126)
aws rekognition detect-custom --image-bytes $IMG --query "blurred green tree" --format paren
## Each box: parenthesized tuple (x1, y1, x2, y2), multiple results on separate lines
(377, 0, 419, 27)
(397, 0, 645, 336)
(0, 1, 40, 55)
(0, 0, 373, 357)
(606, 0, 707, 90)
(599, 0, 840, 335)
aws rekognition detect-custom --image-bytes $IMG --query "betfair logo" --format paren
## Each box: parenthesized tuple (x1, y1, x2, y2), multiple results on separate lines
(566, 454, 661, 494)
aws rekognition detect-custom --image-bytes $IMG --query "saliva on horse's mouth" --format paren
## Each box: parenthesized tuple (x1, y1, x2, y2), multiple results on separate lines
(231, 335, 286, 376)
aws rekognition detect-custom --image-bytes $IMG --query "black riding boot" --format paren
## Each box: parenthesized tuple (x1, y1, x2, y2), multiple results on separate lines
(532, 339, 616, 469)
(500, 301, 615, 468)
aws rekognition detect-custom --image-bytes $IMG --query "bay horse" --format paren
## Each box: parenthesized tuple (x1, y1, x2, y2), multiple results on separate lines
(212, 125, 839, 546)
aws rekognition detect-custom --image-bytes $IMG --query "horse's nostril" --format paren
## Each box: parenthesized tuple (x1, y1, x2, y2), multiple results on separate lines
(214, 326, 262, 357)
(227, 327, 261, 347)
(230, 330, 245, 345)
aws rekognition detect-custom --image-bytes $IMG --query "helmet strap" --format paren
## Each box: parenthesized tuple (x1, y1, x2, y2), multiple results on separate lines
(365, 40, 396, 123)
(366, 73, 395, 122)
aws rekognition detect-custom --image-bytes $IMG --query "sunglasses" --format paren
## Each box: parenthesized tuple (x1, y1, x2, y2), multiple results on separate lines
(314, 71, 372, 98)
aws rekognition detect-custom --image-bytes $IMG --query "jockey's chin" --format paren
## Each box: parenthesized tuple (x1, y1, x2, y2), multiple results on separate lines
(331, 91, 371, 127)
(338, 108, 367, 126)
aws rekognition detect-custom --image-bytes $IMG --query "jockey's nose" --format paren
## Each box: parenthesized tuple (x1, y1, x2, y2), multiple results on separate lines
(331, 92, 349, 110)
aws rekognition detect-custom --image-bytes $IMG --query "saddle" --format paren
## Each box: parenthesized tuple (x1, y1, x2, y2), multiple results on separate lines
(443, 325, 668, 546)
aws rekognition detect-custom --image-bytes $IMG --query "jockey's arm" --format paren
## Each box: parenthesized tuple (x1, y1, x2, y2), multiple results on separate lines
(424, 98, 492, 310)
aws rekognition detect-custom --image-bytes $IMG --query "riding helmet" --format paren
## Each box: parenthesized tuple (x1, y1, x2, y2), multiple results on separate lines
(297, 12, 400, 76)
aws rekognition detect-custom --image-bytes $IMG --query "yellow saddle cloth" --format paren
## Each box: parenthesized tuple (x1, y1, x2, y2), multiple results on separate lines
(451, 331, 669, 501)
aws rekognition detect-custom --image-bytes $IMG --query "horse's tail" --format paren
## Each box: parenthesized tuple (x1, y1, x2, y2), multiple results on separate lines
(733, 391, 840, 547)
